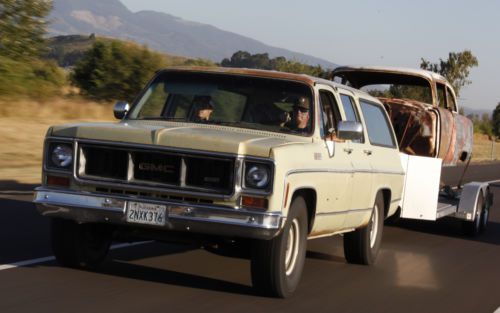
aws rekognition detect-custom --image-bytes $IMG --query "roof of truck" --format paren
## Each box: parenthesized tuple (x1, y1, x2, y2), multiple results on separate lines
(158, 66, 378, 101)
(160, 66, 321, 85)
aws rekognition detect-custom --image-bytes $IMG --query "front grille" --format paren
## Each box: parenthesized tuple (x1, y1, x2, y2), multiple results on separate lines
(78, 143, 235, 195)
(133, 151, 181, 184)
(185, 157, 233, 191)
(83, 147, 128, 180)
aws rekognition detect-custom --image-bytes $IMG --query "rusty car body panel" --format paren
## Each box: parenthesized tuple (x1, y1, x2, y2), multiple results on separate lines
(331, 66, 473, 166)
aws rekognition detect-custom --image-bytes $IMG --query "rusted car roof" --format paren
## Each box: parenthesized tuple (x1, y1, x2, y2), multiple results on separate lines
(333, 65, 447, 83)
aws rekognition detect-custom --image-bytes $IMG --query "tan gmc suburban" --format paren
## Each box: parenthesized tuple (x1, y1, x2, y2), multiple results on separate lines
(34, 67, 404, 298)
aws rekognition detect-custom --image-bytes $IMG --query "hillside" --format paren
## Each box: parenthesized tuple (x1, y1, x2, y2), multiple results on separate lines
(45, 34, 206, 67)
(48, 0, 337, 68)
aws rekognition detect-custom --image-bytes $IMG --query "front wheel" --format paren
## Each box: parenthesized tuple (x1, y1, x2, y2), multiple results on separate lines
(251, 196, 308, 298)
(51, 218, 112, 269)
(344, 193, 384, 265)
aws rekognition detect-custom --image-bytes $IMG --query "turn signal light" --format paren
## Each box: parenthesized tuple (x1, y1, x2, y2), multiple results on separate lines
(242, 196, 268, 210)
(47, 175, 70, 187)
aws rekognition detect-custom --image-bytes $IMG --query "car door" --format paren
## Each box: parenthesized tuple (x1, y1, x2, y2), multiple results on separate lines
(310, 85, 354, 232)
(337, 91, 374, 228)
(358, 98, 404, 222)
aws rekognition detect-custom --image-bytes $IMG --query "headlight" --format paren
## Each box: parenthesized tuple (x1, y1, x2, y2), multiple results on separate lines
(245, 163, 271, 189)
(50, 144, 73, 168)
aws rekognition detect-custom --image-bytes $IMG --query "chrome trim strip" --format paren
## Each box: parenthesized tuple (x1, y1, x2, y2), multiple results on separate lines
(287, 168, 353, 176)
(34, 190, 126, 213)
(286, 168, 405, 176)
(391, 198, 402, 203)
(371, 170, 405, 175)
(74, 137, 239, 158)
(316, 207, 372, 217)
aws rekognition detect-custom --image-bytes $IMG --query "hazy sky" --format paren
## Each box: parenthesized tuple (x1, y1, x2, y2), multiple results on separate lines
(120, 0, 500, 111)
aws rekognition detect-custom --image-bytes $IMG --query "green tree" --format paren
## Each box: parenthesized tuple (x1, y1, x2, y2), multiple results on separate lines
(420, 50, 478, 97)
(493, 102, 500, 137)
(182, 58, 215, 67)
(221, 50, 329, 78)
(0, 55, 65, 97)
(478, 113, 493, 136)
(71, 40, 165, 102)
(0, 0, 52, 59)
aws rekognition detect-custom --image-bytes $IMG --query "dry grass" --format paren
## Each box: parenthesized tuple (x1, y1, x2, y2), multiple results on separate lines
(0, 98, 113, 184)
(0, 99, 498, 186)
(472, 133, 500, 162)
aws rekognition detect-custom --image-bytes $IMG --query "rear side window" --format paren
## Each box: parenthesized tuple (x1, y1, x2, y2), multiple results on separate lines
(437, 83, 446, 108)
(340, 94, 364, 143)
(446, 87, 457, 112)
(359, 100, 396, 148)
(340, 94, 360, 122)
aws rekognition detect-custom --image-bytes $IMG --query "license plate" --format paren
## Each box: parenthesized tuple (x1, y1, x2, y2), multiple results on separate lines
(126, 201, 167, 226)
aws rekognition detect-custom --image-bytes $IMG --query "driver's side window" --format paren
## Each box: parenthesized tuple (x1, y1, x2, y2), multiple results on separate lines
(319, 89, 341, 138)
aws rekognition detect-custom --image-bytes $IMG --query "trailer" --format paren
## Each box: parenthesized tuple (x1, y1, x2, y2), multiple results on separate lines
(397, 154, 496, 235)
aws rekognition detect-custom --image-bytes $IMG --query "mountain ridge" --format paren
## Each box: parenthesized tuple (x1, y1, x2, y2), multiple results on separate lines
(48, 0, 337, 68)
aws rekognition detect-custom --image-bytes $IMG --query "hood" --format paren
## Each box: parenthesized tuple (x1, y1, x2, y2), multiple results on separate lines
(50, 120, 308, 157)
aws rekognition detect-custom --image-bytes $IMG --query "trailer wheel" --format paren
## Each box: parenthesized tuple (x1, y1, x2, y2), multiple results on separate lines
(462, 193, 484, 237)
(480, 194, 489, 233)
(344, 193, 384, 265)
(251, 196, 308, 298)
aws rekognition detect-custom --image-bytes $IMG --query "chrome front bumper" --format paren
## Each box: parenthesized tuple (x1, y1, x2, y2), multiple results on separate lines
(34, 188, 283, 240)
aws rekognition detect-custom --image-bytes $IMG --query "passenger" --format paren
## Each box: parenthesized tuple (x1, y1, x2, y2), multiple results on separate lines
(284, 96, 311, 133)
(192, 96, 214, 122)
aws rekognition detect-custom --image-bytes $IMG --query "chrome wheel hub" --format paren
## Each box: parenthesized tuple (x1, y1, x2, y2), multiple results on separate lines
(285, 218, 300, 276)
(369, 205, 379, 248)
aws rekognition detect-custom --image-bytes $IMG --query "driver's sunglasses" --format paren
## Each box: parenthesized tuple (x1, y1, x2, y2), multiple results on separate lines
(296, 107, 309, 113)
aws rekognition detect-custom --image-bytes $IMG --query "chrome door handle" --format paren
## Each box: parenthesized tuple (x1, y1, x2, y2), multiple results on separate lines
(363, 150, 372, 156)
(343, 148, 353, 154)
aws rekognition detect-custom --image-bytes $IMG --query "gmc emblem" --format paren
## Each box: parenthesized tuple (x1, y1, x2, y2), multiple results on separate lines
(138, 162, 176, 174)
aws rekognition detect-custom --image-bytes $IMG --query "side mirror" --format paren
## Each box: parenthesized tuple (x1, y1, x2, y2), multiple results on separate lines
(337, 121, 363, 141)
(113, 101, 130, 119)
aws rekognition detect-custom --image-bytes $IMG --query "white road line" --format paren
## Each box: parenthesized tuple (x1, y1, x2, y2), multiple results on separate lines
(0, 256, 55, 271)
(0, 241, 152, 272)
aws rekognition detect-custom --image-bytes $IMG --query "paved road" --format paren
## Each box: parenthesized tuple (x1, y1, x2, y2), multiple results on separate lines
(0, 163, 499, 313)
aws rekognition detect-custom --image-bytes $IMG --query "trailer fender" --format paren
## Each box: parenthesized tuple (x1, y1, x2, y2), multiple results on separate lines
(456, 182, 489, 221)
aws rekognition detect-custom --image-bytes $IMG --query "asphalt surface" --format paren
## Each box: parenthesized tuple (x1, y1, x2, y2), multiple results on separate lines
(0, 163, 499, 313)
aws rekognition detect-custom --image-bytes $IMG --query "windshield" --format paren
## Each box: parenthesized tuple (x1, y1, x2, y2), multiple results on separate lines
(362, 84, 433, 104)
(128, 72, 314, 135)
(333, 71, 433, 104)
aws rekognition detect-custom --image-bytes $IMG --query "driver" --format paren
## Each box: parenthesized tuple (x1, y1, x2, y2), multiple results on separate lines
(284, 97, 311, 133)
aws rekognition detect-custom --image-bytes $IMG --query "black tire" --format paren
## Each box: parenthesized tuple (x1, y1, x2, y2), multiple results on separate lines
(384, 207, 401, 226)
(51, 218, 112, 269)
(251, 196, 308, 298)
(344, 193, 384, 265)
(462, 193, 484, 237)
